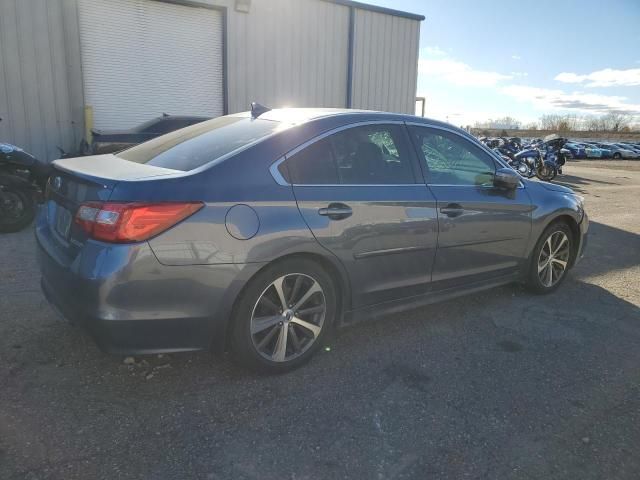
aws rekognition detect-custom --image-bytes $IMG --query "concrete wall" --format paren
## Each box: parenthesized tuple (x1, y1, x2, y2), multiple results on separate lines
(0, 0, 84, 161)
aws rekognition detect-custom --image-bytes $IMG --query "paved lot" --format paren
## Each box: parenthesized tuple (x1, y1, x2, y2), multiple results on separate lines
(1, 160, 639, 480)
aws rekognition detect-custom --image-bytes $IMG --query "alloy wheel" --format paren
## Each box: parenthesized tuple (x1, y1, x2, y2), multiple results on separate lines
(250, 273, 326, 362)
(537, 231, 570, 288)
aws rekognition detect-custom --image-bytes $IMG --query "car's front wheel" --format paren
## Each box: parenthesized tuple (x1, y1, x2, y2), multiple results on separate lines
(526, 222, 573, 294)
(230, 258, 336, 373)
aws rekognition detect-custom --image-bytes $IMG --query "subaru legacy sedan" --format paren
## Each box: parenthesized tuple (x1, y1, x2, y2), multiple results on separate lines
(37, 108, 588, 372)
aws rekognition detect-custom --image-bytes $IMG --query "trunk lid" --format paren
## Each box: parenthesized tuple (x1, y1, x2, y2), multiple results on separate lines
(44, 155, 180, 254)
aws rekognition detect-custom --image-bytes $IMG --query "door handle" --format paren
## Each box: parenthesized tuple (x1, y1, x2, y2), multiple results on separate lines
(440, 203, 464, 218)
(318, 203, 352, 220)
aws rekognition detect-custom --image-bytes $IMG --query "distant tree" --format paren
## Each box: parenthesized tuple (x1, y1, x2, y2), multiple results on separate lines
(499, 129, 509, 137)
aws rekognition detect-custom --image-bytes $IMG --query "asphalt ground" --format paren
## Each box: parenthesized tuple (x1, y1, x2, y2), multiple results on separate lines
(1, 159, 639, 479)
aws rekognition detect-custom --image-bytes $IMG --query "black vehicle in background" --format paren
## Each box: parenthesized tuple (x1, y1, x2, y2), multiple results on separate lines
(89, 114, 211, 155)
(0, 143, 50, 232)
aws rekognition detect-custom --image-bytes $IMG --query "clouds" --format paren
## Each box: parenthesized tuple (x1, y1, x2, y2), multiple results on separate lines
(419, 57, 513, 87)
(501, 85, 640, 115)
(418, 46, 639, 120)
(423, 46, 447, 57)
(554, 68, 640, 87)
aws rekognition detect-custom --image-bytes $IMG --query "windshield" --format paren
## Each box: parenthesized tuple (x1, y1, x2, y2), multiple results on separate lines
(117, 116, 284, 171)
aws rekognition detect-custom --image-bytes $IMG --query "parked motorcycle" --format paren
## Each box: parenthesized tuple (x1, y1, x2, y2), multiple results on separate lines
(481, 134, 568, 182)
(0, 143, 51, 232)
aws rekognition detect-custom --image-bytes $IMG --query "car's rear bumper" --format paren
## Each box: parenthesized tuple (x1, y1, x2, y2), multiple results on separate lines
(36, 218, 263, 355)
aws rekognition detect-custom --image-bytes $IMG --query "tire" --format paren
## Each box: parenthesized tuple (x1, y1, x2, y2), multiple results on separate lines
(613, 152, 622, 159)
(526, 222, 574, 294)
(536, 162, 557, 182)
(0, 185, 37, 233)
(230, 258, 337, 373)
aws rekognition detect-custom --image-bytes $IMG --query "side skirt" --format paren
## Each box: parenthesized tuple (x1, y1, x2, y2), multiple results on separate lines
(342, 273, 520, 326)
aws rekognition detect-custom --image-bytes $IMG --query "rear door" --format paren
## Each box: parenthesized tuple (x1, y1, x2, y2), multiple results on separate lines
(281, 122, 438, 308)
(408, 125, 533, 289)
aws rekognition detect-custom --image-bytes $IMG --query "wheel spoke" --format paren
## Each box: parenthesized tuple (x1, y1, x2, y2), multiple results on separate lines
(292, 280, 322, 311)
(256, 323, 280, 350)
(538, 259, 549, 273)
(545, 261, 553, 286)
(273, 276, 289, 311)
(251, 315, 282, 334)
(289, 275, 305, 307)
(545, 236, 553, 255)
(553, 235, 568, 255)
(290, 316, 321, 338)
(258, 294, 280, 313)
(551, 258, 567, 268)
(289, 325, 302, 352)
(272, 324, 288, 361)
(296, 304, 325, 317)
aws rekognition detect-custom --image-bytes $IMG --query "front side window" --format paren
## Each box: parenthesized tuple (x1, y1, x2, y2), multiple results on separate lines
(409, 126, 496, 186)
(281, 124, 417, 185)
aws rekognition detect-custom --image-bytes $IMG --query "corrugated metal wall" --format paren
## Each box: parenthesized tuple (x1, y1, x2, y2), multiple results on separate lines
(0, 0, 84, 161)
(0, 0, 421, 160)
(350, 8, 420, 114)
(225, 0, 350, 113)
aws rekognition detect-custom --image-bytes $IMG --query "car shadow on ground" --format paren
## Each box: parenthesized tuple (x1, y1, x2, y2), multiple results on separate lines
(571, 221, 640, 279)
(553, 173, 619, 193)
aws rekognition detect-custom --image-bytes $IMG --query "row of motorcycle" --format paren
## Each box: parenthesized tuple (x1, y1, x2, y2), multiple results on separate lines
(480, 134, 568, 182)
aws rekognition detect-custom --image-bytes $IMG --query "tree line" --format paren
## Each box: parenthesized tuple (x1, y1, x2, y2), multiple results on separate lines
(473, 112, 638, 132)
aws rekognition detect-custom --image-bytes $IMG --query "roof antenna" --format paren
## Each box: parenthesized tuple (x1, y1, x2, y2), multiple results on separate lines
(250, 102, 271, 119)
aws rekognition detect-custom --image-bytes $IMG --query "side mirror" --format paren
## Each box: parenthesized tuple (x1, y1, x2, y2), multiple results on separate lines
(494, 167, 520, 190)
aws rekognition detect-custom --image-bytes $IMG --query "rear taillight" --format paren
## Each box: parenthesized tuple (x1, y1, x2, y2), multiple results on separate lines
(75, 202, 204, 243)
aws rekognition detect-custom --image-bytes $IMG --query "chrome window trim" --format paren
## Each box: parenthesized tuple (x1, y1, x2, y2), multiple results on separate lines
(269, 120, 411, 187)
(404, 121, 525, 189)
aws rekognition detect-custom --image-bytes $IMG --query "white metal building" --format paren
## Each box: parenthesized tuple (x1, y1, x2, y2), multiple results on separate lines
(0, 0, 423, 160)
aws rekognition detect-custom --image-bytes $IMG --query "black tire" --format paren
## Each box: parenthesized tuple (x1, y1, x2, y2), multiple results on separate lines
(526, 222, 574, 294)
(230, 258, 337, 373)
(613, 152, 622, 159)
(0, 185, 37, 233)
(536, 162, 557, 182)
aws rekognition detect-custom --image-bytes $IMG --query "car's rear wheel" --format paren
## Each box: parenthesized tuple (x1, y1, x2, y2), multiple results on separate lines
(613, 152, 622, 159)
(526, 222, 573, 294)
(230, 258, 336, 373)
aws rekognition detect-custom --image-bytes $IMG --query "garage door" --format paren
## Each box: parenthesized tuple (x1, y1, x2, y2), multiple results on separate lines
(77, 0, 224, 130)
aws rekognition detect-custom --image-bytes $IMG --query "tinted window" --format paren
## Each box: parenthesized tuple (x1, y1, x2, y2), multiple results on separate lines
(281, 124, 417, 185)
(285, 138, 338, 185)
(118, 116, 283, 171)
(410, 127, 496, 186)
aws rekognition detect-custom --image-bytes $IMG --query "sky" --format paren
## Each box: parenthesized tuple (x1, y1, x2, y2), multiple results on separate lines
(366, 0, 640, 126)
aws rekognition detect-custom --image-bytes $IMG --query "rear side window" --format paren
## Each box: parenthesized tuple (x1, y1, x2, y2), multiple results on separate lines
(118, 116, 283, 171)
(280, 124, 417, 185)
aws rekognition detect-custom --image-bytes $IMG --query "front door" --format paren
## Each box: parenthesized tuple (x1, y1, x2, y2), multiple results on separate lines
(282, 122, 438, 308)
(408, 125, 533, 290)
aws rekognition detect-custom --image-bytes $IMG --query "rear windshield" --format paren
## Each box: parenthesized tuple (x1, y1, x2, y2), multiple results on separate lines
(117, 116, 283, 171)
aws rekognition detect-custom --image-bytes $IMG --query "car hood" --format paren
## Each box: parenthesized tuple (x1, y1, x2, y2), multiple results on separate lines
(536, 181, 576, 195)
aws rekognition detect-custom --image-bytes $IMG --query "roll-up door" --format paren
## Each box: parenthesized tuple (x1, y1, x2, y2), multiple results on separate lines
(77, 0, 224, 130)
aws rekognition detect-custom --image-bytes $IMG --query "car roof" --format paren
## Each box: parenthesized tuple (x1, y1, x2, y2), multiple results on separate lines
(229, 107, 454, 130)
